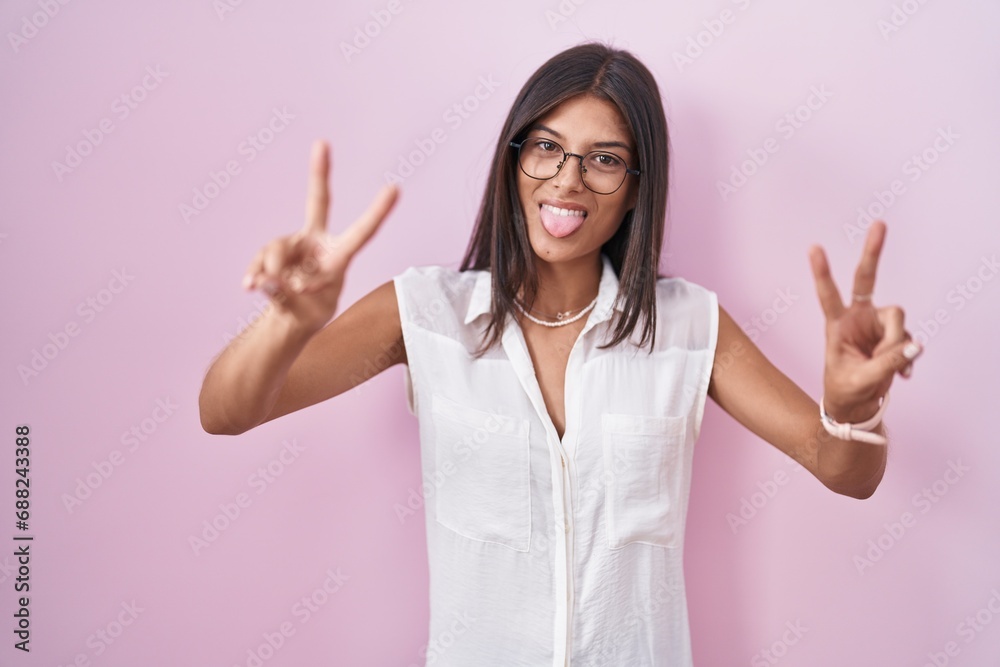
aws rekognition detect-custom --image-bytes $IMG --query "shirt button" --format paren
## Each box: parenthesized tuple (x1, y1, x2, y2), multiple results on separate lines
(560, 456, 565, 468)
(564, 519, 569, 533)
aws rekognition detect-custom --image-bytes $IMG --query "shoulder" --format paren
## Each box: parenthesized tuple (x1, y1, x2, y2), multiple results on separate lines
(651, 275, 719, 350)
(393, 264, 483, 299)
(656, 275, 718, 314)
(392, 263, 488, 331)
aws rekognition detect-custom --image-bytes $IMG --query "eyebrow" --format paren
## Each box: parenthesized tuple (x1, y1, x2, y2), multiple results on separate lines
(529, 123, 634, 154)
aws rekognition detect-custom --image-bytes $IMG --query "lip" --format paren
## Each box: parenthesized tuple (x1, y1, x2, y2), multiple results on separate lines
(538, 199, 589, 216)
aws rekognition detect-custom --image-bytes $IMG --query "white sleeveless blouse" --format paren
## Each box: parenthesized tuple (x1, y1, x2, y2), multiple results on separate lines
(392, 252, 718, 666)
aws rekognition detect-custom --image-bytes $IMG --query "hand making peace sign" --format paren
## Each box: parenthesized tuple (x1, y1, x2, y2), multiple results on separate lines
(242, 140, 399, 334)
(808, 220, 924, 424)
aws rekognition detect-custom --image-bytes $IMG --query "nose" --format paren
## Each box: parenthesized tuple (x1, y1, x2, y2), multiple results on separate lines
(550, 152, 586, 191)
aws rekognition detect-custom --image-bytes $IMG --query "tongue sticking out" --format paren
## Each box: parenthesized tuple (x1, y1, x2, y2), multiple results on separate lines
(539, 205, 586, 238)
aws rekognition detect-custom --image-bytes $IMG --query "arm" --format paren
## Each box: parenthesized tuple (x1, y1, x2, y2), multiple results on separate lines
(707, 303, 886, 499)
(707, 220, 922, 499)
(198, 279, 405, 435)
(198, 139, 403, 435)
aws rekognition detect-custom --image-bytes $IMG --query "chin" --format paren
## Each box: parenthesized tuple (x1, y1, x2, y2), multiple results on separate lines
(527, 236, 590, 265)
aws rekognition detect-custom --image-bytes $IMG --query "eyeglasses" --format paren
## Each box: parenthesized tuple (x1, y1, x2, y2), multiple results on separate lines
(509, 137, 640, 195)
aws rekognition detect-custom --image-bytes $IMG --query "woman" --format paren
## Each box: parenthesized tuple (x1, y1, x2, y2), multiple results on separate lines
(199, 42, 923, 666)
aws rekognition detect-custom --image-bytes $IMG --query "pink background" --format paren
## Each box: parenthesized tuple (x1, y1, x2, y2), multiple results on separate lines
(3, 1, 999, 665)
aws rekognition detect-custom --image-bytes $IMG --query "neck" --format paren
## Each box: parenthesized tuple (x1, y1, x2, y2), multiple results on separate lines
(519, 251, 602, 316)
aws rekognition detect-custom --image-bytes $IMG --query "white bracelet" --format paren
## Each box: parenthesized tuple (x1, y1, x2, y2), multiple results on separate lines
(819, 392, 890, 445)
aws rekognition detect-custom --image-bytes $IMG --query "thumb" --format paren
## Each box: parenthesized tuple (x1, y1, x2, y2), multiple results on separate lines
(869, 338, 924, 382)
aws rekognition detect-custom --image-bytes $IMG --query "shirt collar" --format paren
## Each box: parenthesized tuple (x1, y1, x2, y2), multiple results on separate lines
(463, 253, 623, 326)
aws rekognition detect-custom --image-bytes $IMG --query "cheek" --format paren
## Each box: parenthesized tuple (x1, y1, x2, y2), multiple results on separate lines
(593, 197, 630, 226)
(517, 179, 538, 217)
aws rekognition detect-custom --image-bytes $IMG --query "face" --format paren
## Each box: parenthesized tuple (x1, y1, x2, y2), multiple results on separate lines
(515, 94, 639, 264)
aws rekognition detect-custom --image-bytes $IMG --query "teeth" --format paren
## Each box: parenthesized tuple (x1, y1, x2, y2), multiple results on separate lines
(542, 204, 586, 217)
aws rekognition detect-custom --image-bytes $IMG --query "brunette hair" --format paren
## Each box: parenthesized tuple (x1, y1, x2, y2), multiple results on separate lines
(459, 41, 671, 358)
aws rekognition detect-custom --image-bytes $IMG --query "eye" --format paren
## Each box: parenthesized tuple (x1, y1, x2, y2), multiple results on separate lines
(593, 153, 622, 168)
(535, 139, 559, 153)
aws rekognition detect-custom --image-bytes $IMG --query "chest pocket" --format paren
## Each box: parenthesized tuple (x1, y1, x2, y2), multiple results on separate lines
(430, 392, 531, 552)
(602, 412, 688, 549)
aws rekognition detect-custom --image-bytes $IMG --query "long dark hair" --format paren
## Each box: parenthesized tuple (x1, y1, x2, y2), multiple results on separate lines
(459, 41, 671, 358)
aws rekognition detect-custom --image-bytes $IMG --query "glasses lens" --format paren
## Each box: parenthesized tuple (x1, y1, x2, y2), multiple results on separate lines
(581, 151, 627, 194)
(518, 138, 563, 180)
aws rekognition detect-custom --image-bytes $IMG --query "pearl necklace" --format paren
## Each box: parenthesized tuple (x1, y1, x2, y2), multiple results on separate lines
(513, 296, 598, 327)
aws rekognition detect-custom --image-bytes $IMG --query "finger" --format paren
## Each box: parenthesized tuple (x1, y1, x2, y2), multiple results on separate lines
(872, 305, 908, 375)
(285, 233, 320, 284)
(287, 233, 344, 295)
(862, 334, 923, 386)
(899, 331, 914, 378)
(808, 244, 845, 320)
(278, 235, 324, 295)
(336, 183, 400, 259)
(303, 140, 331, 234)
(260, 240, 293, 291)
(260, 277, 291, 304)
(298, 234, 355, 295)
(296, 271, 334, 295)
(243, 247, 266, 290)
(851, 220, 886, 302)
(245, 233, 305, 291)
(872, 306, 905, 357)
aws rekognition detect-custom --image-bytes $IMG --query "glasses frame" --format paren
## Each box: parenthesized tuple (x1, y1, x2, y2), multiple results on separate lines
(509, 136, 641, 195)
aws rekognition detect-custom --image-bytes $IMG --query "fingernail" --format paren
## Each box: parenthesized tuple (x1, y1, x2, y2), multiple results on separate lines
(901, 364, 912, 378)
(242, 274, 252, 290)
(902, 342, 923, 360)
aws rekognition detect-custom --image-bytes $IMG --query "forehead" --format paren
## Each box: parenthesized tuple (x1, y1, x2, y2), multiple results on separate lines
(529, 95, 633, 146)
